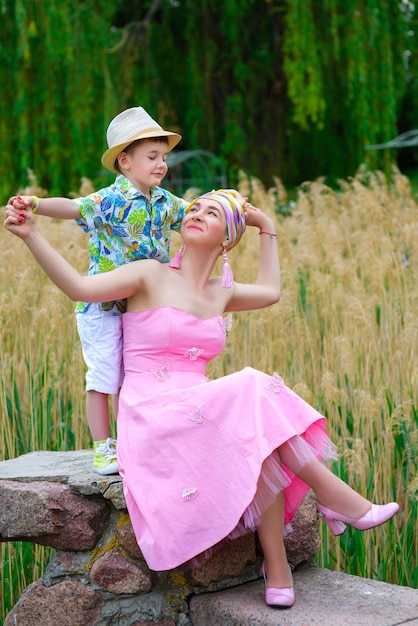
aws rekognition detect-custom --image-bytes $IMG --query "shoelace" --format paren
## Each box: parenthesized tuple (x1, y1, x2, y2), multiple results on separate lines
(97, 439, 117, 456)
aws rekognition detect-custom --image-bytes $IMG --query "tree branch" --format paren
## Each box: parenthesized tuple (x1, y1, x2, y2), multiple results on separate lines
(105, 0, 165, 54)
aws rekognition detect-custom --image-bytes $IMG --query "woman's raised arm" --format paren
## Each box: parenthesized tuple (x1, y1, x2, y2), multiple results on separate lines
(226, 204, 281, 312)
(3, 207, 144, 303)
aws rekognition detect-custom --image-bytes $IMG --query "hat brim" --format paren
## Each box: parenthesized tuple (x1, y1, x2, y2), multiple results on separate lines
(101, 128, 182, 172)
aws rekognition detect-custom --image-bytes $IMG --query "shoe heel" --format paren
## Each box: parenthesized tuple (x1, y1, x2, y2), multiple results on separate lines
(319, 513, 346, 535)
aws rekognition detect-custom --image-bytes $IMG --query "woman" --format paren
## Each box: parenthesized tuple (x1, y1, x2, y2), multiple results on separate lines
(4, 189, 398, 609)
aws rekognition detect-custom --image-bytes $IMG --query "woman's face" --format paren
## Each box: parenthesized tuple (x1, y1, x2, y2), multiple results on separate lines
(182, 198, 228, 248)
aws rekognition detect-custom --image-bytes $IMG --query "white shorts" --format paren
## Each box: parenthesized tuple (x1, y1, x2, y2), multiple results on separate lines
(76, 304, 124, 394)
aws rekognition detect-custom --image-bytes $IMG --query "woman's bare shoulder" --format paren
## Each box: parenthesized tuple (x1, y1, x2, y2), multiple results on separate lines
(131, 258, 169, 282)
(128, 258, 164, 273)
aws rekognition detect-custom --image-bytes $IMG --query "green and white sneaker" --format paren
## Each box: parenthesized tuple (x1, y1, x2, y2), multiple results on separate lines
(93, 438, 120, 475)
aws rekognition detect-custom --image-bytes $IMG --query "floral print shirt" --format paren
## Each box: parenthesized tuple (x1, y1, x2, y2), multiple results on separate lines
(74, 175, 187, 315)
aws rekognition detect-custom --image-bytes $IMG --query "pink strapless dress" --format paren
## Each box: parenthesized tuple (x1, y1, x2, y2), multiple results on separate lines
(117, 307, 335, 571)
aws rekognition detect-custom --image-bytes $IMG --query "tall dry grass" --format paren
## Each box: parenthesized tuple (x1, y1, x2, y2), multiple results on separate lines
(0, 180, 92, 618)
(0, 168, 417, 619)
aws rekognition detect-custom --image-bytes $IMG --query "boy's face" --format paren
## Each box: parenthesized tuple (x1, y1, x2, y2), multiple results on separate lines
(117, 139, 169, 196)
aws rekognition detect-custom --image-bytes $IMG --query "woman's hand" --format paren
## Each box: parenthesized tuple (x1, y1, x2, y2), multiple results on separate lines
(4, 205, 35, 240)
(243, 201, 275, 233)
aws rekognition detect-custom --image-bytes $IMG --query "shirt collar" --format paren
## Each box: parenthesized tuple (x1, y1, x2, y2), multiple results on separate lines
(115, 175, 166, 201)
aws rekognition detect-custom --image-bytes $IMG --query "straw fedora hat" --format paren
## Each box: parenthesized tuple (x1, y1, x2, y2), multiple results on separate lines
(101, 106, 182, 172)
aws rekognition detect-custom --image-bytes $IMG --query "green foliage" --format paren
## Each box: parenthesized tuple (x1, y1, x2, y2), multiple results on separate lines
(283, 0, 325, 129)
(0, 2, 415, 197)
(1, 0, 122, 196)
(1, 541, 54, 620)
(0, 0, 418, 188)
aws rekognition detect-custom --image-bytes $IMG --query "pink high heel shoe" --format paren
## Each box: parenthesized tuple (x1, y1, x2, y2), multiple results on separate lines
(317, 502, 399, 535)
(261, 562, 295, 609)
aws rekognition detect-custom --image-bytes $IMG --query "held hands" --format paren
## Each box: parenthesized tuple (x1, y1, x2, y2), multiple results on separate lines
(7, 195, 36, 211)
(4, 202, 35, 240)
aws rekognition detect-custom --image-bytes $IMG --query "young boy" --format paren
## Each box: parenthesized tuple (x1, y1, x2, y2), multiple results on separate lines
(8, 106, 188, 474)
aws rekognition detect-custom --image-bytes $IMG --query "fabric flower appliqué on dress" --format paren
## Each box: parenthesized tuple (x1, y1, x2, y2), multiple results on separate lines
(265, 372, 285, 393)
(151, 362, 171, 380)
(182, 488, 198, 502)
(219, 313, 232, 333)
(187, 405, 207, 424)
(185, 347, 204, 360)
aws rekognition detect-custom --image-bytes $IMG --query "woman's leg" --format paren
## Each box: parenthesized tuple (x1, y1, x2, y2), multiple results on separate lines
(279, 440, 371, 518)
(257, 490, 293, 589)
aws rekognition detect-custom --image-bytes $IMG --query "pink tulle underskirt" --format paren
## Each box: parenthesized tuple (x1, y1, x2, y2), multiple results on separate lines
(179, 427, 338, 571)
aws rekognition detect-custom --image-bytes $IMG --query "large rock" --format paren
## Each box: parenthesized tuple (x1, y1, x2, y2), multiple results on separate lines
(0, 479, 110, 550)
(90, 549, 152, 594)
(4, 579, 103, 626)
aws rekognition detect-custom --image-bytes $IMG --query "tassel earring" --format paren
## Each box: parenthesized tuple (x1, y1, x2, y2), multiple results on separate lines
(221, 247, 234, 288)
(169, 245, 185, 269)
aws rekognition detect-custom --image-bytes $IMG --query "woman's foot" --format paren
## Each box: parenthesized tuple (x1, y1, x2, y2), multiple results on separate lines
(317, 502, 399, 535)
(262, 562, 295, 609)
(265, 586, 295, 609)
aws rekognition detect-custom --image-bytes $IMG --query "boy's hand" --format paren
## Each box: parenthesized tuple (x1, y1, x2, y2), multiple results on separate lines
(7, 195, 35, 211)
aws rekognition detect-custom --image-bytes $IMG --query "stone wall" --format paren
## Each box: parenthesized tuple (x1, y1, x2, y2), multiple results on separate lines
(0, 450, 320, 626)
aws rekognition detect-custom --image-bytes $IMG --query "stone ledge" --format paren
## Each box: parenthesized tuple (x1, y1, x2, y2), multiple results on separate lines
(189, 565, 418, 626)
(0, 450, 125, 508)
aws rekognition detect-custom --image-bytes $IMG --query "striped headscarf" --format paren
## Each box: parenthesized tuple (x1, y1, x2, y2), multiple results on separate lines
(185, 189, 246, 251)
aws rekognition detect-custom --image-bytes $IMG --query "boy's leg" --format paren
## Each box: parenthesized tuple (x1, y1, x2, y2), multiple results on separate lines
(86, 390, 111, 441)
(76, 306, 123, 474)
(111, 390, 120, 421)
